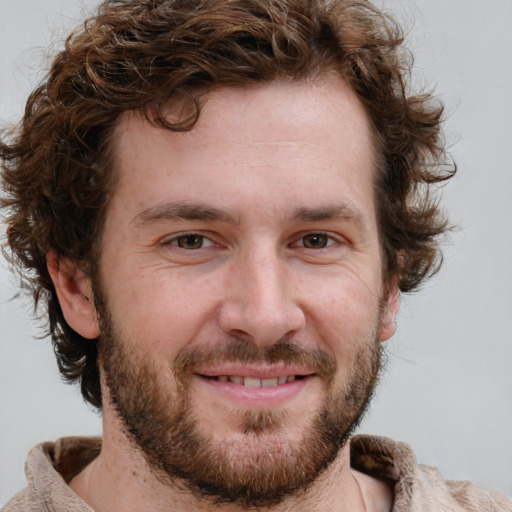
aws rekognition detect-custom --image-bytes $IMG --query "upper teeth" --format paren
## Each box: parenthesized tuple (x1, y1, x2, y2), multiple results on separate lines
(216, 375, 296, 387)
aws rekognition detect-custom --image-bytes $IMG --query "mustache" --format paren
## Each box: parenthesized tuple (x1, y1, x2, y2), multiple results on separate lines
(173, 339, 337, 384)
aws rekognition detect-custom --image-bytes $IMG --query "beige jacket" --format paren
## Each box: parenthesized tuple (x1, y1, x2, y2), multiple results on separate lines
(2, 435, 511, 511)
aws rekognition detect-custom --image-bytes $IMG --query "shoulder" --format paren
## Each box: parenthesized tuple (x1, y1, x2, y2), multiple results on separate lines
(1, 437, 100, 512)
(1, 488, 35, 512)
(416, 466, 512, 512)
(350, 434, 512, 512)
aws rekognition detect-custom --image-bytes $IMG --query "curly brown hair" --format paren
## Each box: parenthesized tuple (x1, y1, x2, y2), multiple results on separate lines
(1, 0, 455, 409)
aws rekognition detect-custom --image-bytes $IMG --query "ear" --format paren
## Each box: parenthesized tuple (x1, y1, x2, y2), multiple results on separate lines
(378, 278, 400, 342)
(47, 250, 100, 339)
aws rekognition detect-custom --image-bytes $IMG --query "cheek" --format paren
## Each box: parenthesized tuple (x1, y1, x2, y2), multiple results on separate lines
(102, 265, 222, 355)
(303, 274, 382, 351)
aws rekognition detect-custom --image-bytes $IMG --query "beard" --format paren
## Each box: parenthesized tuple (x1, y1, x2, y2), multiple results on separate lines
(97, 304, 384, 509)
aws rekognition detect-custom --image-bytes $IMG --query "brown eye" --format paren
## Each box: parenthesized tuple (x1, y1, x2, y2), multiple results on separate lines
(301, 234, 330, 249)
(174, 235, 206, 250)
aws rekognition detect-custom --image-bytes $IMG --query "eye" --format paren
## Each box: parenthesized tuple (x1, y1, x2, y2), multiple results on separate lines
(297, 233, 336, 249)
(166, 234, 215, 250)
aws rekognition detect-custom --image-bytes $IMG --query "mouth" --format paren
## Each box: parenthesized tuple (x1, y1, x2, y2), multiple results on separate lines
(201, 374, 306, 388)
(193, 368, 317, 409)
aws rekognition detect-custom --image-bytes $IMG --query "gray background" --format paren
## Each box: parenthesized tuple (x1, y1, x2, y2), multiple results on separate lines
(1, 0, 511, 505)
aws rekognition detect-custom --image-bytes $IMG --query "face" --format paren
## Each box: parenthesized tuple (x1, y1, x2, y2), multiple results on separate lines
(88, 78, 398, 506)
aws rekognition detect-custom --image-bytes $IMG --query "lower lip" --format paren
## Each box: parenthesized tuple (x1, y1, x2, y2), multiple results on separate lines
(196, 375, 313, 408)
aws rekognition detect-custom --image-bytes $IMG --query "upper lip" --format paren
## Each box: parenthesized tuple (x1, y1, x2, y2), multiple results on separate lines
(195, 364, 315, 379)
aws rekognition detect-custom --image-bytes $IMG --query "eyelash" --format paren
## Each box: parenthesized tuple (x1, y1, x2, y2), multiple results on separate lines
(161, 232, 339, 251)
(292, 232, 337, 250)
(162, 233, 216, 250)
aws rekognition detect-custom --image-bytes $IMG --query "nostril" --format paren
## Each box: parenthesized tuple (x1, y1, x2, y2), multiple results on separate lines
(217, 293, 306, 347)
(225, 328, 253, 342)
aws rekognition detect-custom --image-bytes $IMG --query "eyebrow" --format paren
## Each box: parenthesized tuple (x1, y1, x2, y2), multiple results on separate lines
(132, 201, 240, 226)
(132, 200, 367, 230)
(293, 203, 368, 229)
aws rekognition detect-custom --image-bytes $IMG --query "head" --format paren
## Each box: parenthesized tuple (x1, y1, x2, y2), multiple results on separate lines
(1, 0, 453, 494)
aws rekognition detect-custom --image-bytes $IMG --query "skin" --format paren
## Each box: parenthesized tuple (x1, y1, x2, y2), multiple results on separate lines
(48, 76, 398, 511)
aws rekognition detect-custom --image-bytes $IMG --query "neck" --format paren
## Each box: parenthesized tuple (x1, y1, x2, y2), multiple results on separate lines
(70, 429, 370, 512)
(69, 401, 393, 512)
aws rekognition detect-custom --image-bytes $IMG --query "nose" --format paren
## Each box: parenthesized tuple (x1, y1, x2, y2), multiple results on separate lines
(218, 245, 306, 346)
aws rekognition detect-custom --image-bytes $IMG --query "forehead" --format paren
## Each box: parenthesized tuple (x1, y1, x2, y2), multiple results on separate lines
(110, 77, 376, 226)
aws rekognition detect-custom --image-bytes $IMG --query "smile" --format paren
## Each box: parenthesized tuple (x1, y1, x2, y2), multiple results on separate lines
(195, 370, 314, 407)
(205, 375, 303, 388)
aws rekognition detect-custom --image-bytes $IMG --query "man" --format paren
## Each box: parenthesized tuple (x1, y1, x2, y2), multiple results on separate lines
(1, 0, 510, 510)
